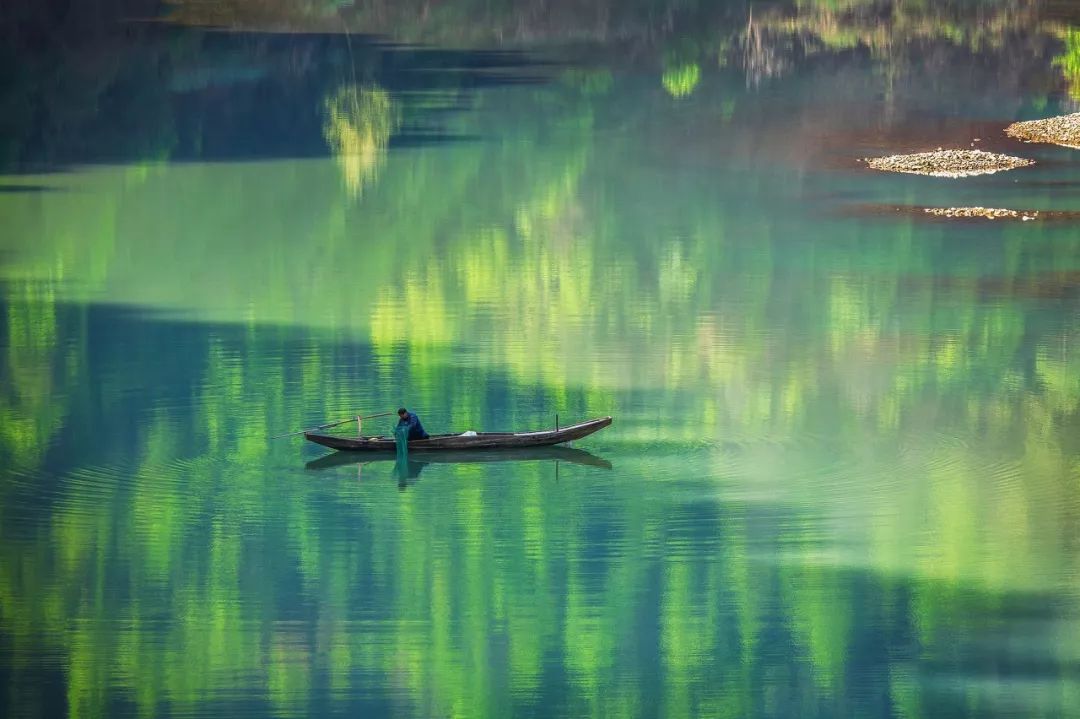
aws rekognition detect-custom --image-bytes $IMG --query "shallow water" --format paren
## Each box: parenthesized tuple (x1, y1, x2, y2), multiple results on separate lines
(3, 2, 1080, 717)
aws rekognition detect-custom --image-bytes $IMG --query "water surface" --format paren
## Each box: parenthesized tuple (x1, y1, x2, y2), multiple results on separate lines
(3, 2, 1080, 717)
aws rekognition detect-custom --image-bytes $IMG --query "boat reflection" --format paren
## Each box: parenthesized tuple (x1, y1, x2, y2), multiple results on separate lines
(305, 445, 613, 472)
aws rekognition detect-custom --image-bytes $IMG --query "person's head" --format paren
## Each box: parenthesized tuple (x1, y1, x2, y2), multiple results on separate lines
(397, 407, 408, 418)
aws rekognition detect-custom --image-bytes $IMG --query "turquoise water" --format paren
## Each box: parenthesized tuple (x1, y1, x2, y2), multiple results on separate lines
(3, 2, 1080, 717)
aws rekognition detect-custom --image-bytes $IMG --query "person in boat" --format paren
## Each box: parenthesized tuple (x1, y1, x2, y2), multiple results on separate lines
(396, 407, 429, 440)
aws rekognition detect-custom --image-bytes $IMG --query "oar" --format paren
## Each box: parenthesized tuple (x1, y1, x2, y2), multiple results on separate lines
(272, 411, 395, 439)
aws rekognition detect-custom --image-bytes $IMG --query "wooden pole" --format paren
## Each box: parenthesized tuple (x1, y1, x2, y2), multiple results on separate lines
(272, 411, 395, 439)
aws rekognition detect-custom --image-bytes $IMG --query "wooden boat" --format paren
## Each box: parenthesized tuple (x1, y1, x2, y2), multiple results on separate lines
(304, 416, 612, 452)
(305, 445, 613, 470)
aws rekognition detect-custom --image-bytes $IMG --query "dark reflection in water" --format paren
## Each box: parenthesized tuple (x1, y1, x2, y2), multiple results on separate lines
(5, 0, 1080, 718)
(0, 185, 58, 194)
(0, 4, 552, 172)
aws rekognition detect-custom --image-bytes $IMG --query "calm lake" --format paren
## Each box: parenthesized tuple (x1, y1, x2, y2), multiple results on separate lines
(3, 1, 1080, 717)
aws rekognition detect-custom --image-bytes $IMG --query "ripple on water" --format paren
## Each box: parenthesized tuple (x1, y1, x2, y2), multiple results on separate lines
(898, 430, 971, 474)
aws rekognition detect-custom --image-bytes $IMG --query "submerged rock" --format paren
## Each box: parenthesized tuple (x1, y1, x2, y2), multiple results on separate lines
(1005, 113, 1080, 149)
(865, 149, 1034, 177)
(840, 203, 1080, 223)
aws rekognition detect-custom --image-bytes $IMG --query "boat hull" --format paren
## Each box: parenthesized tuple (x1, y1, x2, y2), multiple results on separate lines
(305, 416, 612, 452)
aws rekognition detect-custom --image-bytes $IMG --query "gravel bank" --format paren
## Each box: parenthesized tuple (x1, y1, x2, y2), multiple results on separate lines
(924, 207, 1038, 220)
(865, 149, 1034, 177)
(1005, 113, 1080, 149)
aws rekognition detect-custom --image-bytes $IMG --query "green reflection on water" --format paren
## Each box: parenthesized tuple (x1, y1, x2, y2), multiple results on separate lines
(4, 8, 1080, 718)
(323, 84, 400, 197)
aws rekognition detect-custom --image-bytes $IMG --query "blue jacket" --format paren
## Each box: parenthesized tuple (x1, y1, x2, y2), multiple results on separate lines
(397, 412, 429, 440)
